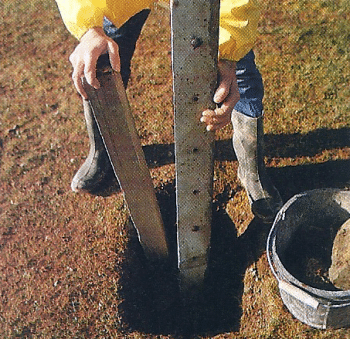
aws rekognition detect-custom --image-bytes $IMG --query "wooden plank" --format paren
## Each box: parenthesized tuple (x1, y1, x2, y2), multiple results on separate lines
(171, 0, 219, 288)
(83, 70, 169, 261)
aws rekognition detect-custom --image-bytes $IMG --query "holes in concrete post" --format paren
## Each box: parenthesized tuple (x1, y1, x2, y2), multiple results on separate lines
(190, 36, 203, 49)
(187, 147, 200, 154)
(192, 226, 200, 232)
(193, 189, 200, 195)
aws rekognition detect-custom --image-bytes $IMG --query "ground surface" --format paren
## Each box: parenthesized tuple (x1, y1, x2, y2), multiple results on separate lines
(1, 0, 350, 338)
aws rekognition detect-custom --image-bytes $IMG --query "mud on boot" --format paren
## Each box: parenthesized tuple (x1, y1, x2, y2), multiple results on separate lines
(231, 110, 283, 223)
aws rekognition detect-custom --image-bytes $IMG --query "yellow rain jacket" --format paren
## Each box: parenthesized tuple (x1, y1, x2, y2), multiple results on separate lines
(55, 0, 260, 61)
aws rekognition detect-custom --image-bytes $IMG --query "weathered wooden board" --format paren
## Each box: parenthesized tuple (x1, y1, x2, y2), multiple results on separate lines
(83, 70, 169, 261)
(171, 0, 219, 288)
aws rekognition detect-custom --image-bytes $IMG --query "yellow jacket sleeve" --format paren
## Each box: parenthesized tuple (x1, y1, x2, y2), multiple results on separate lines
(219, 0, 260, 61)
(55, 0, 153, 40)
(55, 0, 106, 40)
(55, 0, 259, 61)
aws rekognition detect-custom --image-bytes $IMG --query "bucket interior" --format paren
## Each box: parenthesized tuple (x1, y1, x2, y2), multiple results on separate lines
(274, 190, 350, 290)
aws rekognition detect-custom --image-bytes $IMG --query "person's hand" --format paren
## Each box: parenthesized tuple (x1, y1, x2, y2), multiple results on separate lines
(200, 60, 239, 131)
(69, 27, 121, 99)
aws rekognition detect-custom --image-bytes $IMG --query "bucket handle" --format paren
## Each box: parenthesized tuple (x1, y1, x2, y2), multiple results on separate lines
(279, 280, 320, 310)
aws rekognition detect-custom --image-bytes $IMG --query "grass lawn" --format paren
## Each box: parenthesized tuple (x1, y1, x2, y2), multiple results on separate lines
(0, 0, 349, 338)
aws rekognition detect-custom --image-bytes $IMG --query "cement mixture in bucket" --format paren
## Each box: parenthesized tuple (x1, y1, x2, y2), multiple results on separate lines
(329, 218, 350, 290)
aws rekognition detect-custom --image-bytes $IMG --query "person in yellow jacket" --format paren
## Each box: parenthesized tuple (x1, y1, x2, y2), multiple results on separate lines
(55, 0, 283, 222)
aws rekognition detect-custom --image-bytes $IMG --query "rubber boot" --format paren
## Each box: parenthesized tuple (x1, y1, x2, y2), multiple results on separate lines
(231, 110, 283, 223)
(71, 100, 115, 193)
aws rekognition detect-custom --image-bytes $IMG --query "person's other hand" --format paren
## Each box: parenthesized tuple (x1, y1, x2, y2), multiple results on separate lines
(201, 60, 239, 131)
(69, 27, 120, 99)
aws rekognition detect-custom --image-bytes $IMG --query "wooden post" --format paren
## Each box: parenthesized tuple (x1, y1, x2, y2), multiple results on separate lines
(171, 0, 219, 289)
(83, 70, 169, 261)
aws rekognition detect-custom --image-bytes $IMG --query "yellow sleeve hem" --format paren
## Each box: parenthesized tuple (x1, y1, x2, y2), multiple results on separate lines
(55, 0, 105, 40)
(218, 0, 260, 61)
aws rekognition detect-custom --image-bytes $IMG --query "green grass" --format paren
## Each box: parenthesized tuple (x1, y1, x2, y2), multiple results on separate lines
(0, 0, 349, 338)
(256, 0, 350, 135)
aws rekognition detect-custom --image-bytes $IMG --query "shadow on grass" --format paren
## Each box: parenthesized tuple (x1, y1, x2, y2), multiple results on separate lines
(271, 158, 350, 202)
(113, 126, 350, 336)
(142, 127, 350, 167)
(116, 154, 349, 337)
(216, 127, 350, 162)
(95, 127, 349, 197)
(116, 181, 273, 337)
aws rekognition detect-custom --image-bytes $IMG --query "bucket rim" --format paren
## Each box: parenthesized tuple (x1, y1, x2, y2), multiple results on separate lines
(267, 188, 350, 303)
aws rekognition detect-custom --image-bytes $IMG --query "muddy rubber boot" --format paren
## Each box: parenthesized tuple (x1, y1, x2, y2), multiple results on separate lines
(71, 100, 115, 193)
(232, 110, 283, 223)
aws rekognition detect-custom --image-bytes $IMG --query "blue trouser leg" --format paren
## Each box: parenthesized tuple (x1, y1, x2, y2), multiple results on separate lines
(234, 50, 264, 118)
(98, 9, 151, 87)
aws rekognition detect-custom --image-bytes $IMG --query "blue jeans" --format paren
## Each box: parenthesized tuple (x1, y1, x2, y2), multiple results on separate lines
(102, 11, 263, 118)
(234, 50, 264, 118)
(100, 10, 151, 87)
